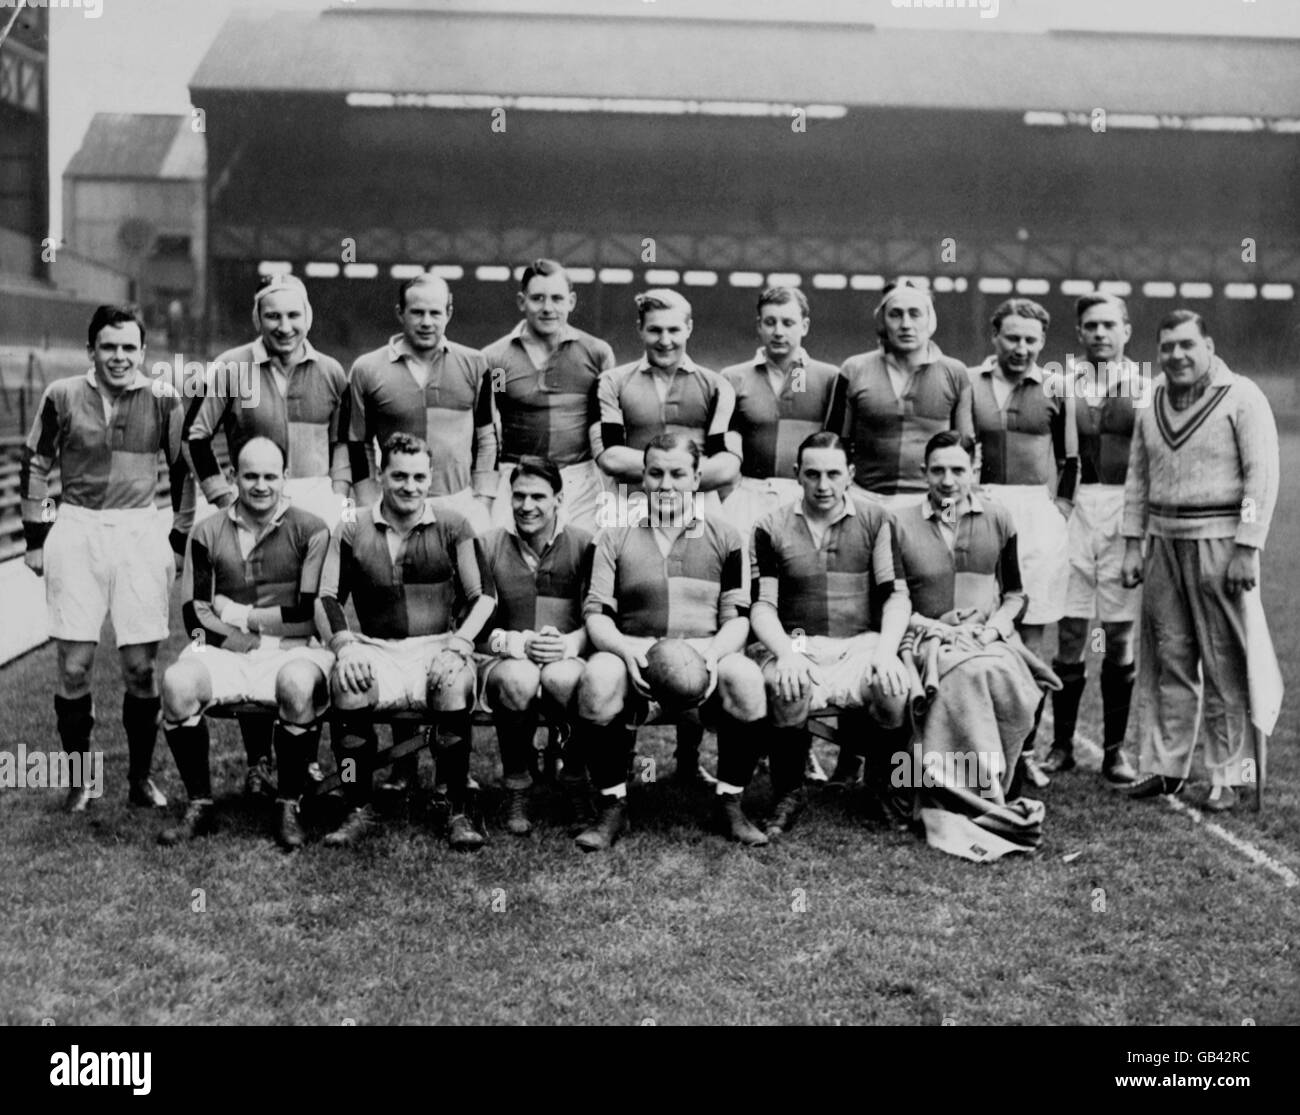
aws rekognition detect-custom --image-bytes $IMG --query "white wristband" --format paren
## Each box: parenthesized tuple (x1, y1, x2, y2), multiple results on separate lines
(220, 602, 253, 632)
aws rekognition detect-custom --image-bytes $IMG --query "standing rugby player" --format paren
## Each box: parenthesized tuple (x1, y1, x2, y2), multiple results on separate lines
(968, 298, 1077, 656)
(594, 288, 742, 784)
(717, 286, 841, 543)
(575, 433, 767, 851)
(1043, 294, 1143, 783)
(317, 433, 497, 849)
(482, 259, 615, 535)
(183, 273, 350, 796)
(157, 437, 333, 849)
(22, 304, 193, 811)
(346, 273, 498, 535)
(837, 280, 973, 512)
(478, 457, 593, 834)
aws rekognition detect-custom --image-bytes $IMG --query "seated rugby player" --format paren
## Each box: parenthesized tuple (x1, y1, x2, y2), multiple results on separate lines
(317, 433, 496, 850)
(574, 432, 768, 851)
(890, 431, 1049, 853)
(477, 457, 593, 835)
(749, 433, 911, 837)
(157, 437, 333, 849)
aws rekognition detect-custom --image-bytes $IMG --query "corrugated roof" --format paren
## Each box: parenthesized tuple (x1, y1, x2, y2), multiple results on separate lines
(190, 10, 1300, 116)
(64, 114, 205, 181)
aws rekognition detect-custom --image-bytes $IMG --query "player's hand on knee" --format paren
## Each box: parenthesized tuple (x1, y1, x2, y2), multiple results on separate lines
(773, 652, 813, 704)
(872, 656, 909, 699)
(335, 644, 374, 694)
(429, 647, 471, 695)
(23, 549, 43, 577)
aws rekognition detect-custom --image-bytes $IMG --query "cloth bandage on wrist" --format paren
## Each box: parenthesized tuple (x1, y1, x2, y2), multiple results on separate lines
(220, 602, 253, 632)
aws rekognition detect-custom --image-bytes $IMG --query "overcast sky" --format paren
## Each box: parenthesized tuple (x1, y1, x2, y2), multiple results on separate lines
(43, 0, 1300, 239)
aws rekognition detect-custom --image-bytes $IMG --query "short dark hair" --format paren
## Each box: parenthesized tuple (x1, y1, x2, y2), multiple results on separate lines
(1157, 308, 1210, 340)
(923, 429, 976, 465)
(1075, 292, 1129, 324)
(510, 455, 563, 494)
(795, 431, 848, 470)
(991, 297, 1050, 334)
(396, 273, 453, 313)
(380, 431, 433, 470)
(87, 304, 145, 348)
(644, 430, 700, 469)
(757, 286, 809, 318)
(519, 258, 571, 294)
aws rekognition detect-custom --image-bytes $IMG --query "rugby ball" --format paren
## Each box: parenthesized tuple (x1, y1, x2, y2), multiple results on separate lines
(644, 639, 710, 709)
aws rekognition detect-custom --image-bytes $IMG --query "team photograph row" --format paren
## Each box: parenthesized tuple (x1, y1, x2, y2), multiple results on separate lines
(17, 259, 1280, 859)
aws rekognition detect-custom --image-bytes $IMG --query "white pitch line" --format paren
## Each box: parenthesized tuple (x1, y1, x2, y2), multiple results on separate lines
(1041, 714, 1299, 890)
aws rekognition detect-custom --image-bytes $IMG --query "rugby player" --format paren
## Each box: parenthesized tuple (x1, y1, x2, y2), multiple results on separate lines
(183, 273, 350, 797)
(1042, 294, 1142, 783)
(717, 286, 841, 544)
(345, 272, 498, 535)
(967, 297, 1077, 658)
(317, 433, 497, 849)
(968, 298, 1078, 787)
(593, 289, 742, 785)
(477, 456, 593, 835)
(22, 304, 193, 812)
(837, 280, 974, 513)
(891, 431, 1047, 849)
(482, 259, 615, 535)
(345, 272, 499, 795)
(748, 433, 911, 838)
(156, 437, 333, 849)
(573, 433, 767, 851)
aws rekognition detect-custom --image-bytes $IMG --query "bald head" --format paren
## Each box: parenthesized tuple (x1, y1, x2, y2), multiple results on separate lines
(235, 436, 287, 517)
(397, 273, 453, 353)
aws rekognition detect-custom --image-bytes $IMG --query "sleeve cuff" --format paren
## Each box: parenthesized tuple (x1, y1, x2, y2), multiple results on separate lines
(23, 521, 51, 551)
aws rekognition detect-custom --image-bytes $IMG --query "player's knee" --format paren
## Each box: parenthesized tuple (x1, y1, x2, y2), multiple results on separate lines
(539, 659, 584, 707)
(488, 660, 540, 712)
(576, 654, 624, 724)
(770, 693, 810, 729)
(870, 687, 908, 731)
(1056, 617, 1089, 663)
(1102, 622, 1135, 665)
(161, 664, 201, 723)
(430, 666, 474, 711)
(717, 655, 765, 722)
(121, 657, 156, 695)
(276, 661, 324, 722)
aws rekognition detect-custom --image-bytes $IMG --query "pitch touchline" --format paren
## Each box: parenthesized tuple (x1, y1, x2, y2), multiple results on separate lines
(1040, 714, 1299, 890)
